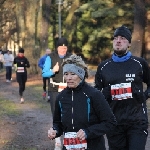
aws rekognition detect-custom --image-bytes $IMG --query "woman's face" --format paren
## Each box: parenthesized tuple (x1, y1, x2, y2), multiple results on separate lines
(18, 53, 24, 57)
(64, 72, 82, 88)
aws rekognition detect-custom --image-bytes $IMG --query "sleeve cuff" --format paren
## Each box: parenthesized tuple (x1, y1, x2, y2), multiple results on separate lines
(82, 129, 87, 139)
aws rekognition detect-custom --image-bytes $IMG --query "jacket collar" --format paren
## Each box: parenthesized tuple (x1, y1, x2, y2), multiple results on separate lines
(66, 80, 85, 91)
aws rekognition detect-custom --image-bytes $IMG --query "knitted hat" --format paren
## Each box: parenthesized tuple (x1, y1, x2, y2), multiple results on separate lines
(114, 25, 132, 43)
(19, 48, 24, 53)
(63, 64, 85, 80)
(57, 37, 68, 47)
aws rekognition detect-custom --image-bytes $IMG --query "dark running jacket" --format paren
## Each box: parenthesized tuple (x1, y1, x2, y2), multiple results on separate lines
(95, 55, 150, 127)
(14, 56, 30, 74)
(14, 56, 30, 82)
(49, 51, 71, 92)
(53, 82, 117, 150)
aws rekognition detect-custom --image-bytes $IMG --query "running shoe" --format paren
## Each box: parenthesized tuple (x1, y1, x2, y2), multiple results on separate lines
(47, 96, 50, 102)
(20, 97, 24, 104)
(6, 80, 11, 82)
(42, 92, 46, 99)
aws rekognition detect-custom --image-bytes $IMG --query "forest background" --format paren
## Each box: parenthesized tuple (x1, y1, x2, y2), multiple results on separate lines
(0, 0, 150, 74)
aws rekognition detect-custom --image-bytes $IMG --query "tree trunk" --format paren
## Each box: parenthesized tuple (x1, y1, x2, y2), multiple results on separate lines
(41, 0, 51, 51)
(15, 0, 25, 49)
(131, 0, 146, 57)
(23, 0, 38, 74)
(64, 0, 80, 50)
(144, 0, 150, 66)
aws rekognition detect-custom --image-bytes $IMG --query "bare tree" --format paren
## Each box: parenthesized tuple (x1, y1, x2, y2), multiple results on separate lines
(40, 0, 51, 51)
(14, 0, 51, 74)
(15, 0, 25, 47)
(131, 0, 146, 57)
(144, 0, 150, 65)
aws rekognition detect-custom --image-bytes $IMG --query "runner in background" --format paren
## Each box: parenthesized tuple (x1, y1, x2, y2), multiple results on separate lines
(38, 48, 51, 100)
(14, 48, 30, 104)
(48, 37, 71, 150)
(3, 50, 14, 82)
(0, 50, 4, 71)
(95, 25, 150, 150)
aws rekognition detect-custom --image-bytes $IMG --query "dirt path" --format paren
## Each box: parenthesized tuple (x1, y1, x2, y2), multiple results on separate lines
(0, 71, 150, 150)
(0, 72, 55, 150)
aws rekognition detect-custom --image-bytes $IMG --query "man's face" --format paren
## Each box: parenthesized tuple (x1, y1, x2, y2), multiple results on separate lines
(113, 36, 131, 55)
(57, 46, 67, 56)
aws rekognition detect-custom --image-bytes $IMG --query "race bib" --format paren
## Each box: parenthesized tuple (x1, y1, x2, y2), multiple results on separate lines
(17, 67, 24, 72)
(58, 83, 67, 92)
(63, 132, 87, 150)
(111, 83, 133, 100)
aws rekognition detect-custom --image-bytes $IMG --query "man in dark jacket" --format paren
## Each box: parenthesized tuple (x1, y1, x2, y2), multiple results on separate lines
(48, 37, 71, 150)
(95, 25, 150, 150)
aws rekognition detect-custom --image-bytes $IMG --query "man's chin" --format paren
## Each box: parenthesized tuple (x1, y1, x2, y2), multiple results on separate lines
(114, 50, 126, 56)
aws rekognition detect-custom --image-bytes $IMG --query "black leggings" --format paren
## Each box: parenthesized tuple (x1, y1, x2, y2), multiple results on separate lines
(43, 77, 50, 92)
(16, 73, 27, 97)
(6, 66, 12, 80)
(49, 91, 59, 116)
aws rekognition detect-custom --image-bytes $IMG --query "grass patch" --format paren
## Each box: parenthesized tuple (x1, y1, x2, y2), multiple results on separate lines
(25, 84, 50, 111)
(0, 99, 21, 117)
(26, 84, 43, 103)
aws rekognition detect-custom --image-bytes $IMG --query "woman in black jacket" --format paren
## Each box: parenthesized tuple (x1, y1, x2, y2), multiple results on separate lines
(48, 54, 116, 150)
(14, 48, 30, 103)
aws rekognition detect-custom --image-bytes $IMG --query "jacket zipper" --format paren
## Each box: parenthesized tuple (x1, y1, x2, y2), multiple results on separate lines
(71, 90, 75, 129)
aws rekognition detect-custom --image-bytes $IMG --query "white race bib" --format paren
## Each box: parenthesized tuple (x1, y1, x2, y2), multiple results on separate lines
(111, 83, 133, 100)
(50, 81, 67, 92)
(63, 132, 87, 150)
(17, 67, 24, 72)
(58, 82, 67, 92)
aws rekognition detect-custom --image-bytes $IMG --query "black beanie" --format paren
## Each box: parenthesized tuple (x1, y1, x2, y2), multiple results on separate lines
(19, 48, 24, 53)
(114, 25, 132, 43)
(57, 37, 68, 47)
